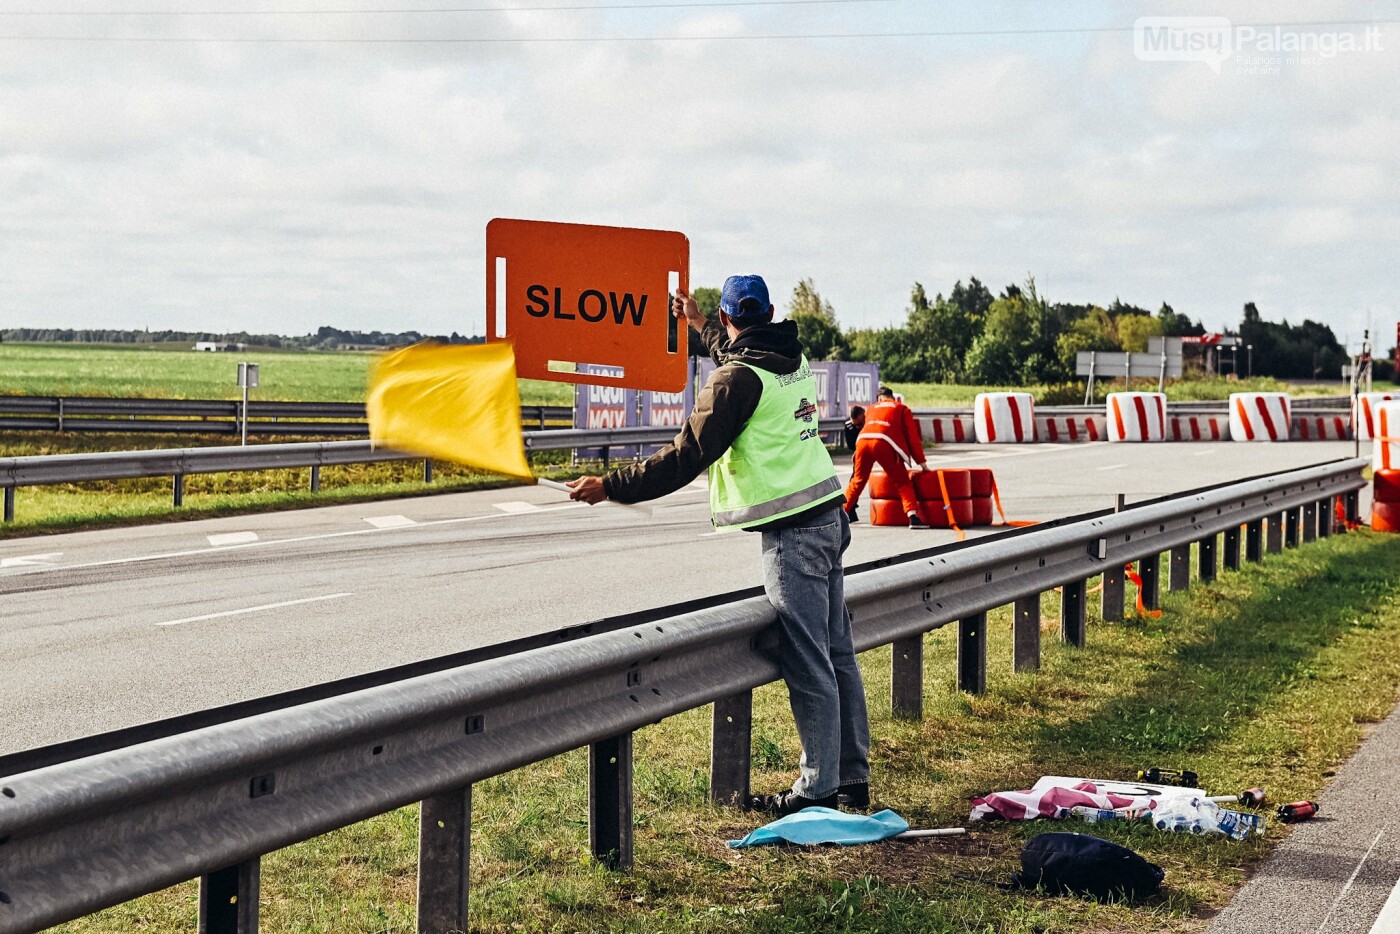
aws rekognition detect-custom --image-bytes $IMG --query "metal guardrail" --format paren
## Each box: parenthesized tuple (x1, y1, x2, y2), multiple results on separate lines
(0, 422, 846, 522)
(0, 459, 1366, 933)
(0, 396, 572, 436)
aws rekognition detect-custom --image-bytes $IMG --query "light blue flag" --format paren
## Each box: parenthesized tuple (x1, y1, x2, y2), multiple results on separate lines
(727, 808, 909, 848)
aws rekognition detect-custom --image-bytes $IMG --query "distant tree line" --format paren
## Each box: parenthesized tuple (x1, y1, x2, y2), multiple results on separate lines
(729, 276, 1359, 384)
(0, 325, 483, 350)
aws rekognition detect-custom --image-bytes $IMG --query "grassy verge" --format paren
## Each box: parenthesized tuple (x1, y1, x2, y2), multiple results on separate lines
(51, 530, 1400, 933)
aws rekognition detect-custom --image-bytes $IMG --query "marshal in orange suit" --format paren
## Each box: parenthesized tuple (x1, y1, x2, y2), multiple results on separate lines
(844, 386, 928, 527)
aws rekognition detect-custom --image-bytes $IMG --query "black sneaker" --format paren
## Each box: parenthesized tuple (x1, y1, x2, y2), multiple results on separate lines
(837, 782, 871, 809)
(907, 512, 928, 529)
(845, 506, 859, 523)
(748, 789, 839, 816)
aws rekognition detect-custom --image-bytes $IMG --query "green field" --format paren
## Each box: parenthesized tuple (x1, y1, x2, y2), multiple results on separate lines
(0, 343, 573, 405)
(52, 531, 1400, 933)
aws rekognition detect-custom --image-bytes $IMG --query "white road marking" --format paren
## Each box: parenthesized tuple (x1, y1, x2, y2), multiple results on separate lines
(156, 592, 354, 628)
(492, 501, 541, 514)
(364, 514, 416, 528)
(1193, 449, 1216, 457)
(3, 502, 592, 579)
(1096, 463, 1128, 472)
(1369, 848, 1400, 932)
(207, 531, 259, 547)
(0, 552, 63, 569)
(1317, 821, 1390, 931)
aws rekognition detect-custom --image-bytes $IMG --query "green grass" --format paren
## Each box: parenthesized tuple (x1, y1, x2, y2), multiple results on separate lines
(0, 343, 573, 405)
(50, 530, 1400, 933)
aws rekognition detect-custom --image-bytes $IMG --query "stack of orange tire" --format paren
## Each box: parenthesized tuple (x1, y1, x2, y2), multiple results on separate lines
(1374, 469, 1400, 532)
(869, 468, 974, 527)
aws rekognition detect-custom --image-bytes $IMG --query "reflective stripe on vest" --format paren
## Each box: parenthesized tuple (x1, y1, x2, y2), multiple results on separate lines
(708, 357, 844, 532)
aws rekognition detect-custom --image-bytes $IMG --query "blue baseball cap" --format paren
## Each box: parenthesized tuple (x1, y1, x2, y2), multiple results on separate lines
(720, 274, 772, 319)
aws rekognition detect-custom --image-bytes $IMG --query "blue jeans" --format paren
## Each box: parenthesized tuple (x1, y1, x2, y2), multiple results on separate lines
(760, 505, 871, 800)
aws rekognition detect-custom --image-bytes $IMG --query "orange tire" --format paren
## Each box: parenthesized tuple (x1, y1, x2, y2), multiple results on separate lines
(921, 469, 972, 500)
(1373, 501, 1400, 533)
(970, 496, 995, 526)
(1375, 469, 1400, 504)
(915, 498, 974, 528)
(870, 498, 910, 526)
(967, 468, 995, 498)
(868, 468, 902, 501)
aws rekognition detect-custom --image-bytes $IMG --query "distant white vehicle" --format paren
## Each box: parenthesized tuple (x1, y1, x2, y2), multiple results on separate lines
(193, 341, 244, 352)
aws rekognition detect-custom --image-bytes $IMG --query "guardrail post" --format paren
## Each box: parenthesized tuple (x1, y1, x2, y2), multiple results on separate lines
(1318, 498, 1333, 538)
(1246, 520, 1264, 562)
(1346, 490, 1361, 525)
(1223, 525, 1241, 571)
(423, 459, 434, 483)
(891, 634, 923, 719)
(957, 613, 987, 695)
(710, 691, 752, 807)
(1061, 581, 1086, 648)
(1302, 502, 1318, 543)
(1139, 554, 1160, 611)
(3, 486, 13, 523)
(1284, 508, 1300, 548)
(602, 446, 611, 471)
(198, 858, 259, 934)
(174, 473, 185, 508)
(1013, 595, 1040, 671)
(57, 397, 65, 433)
(310, 465, 321, 493)
(1168, 544, 1191, 592)
(1266, 513, 1284, 554)
(1199, 533, 1218, 582)
(589, 733, 633, 871)
(417, 785, 471, 934)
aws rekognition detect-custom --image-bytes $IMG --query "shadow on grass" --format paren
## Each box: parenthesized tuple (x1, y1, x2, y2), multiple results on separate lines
(1043, 533, 1400, 765)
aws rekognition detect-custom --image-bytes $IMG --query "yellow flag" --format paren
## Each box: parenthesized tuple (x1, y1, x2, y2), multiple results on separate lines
(366, 341, 533, 481)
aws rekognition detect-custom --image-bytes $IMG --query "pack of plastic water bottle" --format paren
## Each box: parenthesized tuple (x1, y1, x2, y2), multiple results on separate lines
(1150, 797, 1264, 840)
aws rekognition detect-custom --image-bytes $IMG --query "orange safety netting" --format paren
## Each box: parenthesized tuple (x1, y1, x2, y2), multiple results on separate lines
(1123, 561, 1164, 618)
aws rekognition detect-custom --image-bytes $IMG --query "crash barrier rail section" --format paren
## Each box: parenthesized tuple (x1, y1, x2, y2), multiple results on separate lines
(0, 458, 1367, 934)
(0, 395, 571, 436)
(0, 422, 840, 523)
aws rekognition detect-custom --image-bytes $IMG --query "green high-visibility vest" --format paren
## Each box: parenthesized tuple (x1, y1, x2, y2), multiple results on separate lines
(709, 358, 843, 532)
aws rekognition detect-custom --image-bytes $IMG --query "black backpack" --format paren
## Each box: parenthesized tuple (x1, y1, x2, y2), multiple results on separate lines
(1012, 832, 1164, 901)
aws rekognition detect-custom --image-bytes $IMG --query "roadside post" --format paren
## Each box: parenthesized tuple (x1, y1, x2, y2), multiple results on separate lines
(237, 362, 259, 446)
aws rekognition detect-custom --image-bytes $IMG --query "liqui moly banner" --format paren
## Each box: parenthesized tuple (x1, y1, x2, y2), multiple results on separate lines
(639, 360, 695, 455)
(837, 363, 879, 412)
(573, 365, 639, 460)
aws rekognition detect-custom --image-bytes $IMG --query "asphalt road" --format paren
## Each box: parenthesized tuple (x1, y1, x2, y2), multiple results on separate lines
(0, 439, 1359, 757)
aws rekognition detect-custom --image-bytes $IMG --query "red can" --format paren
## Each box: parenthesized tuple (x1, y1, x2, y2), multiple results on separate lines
(1277, 801, 1319, 823)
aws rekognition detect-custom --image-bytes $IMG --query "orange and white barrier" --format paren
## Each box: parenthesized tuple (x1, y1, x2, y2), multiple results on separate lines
(1373, 401, 1400, 471)
(921, 415, 976, 445)
(1373, 466, 1400, 533)
(1229, 392, 1291, 442)
(974, 392, 1036, 444)
(1354, 392, 1400, 441)
(1106, 392, 1167, 442)
(1168, 414, 1229, 441)
(1036, 415, 1105, 443)
(1291, 415, 1350, 441)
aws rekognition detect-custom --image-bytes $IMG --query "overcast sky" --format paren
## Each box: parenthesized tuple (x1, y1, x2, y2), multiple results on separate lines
(1, 0, 1396, 350)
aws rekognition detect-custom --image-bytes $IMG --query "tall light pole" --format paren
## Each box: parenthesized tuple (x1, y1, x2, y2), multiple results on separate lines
(1246, 344, 1253, 379)
(1231, 344, 1238, 378)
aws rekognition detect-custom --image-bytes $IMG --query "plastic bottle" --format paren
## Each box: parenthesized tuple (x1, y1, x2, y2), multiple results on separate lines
(1152, 797, 1216, 834)
(1069, 805, 1150, 824)
(1277, 801, 1319, 823)
(1238, 787, 1266, 808)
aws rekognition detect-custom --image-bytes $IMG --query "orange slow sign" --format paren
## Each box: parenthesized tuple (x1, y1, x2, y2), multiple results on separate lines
(486, 218, 689, 392)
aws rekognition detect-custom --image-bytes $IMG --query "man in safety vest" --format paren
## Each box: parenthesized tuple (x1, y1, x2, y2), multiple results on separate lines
(568, 274, 871, 817)
(843, 385, 928, 527)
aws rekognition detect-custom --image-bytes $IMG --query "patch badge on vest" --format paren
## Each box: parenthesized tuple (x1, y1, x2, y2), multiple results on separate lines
(793, 399, 818, 423)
